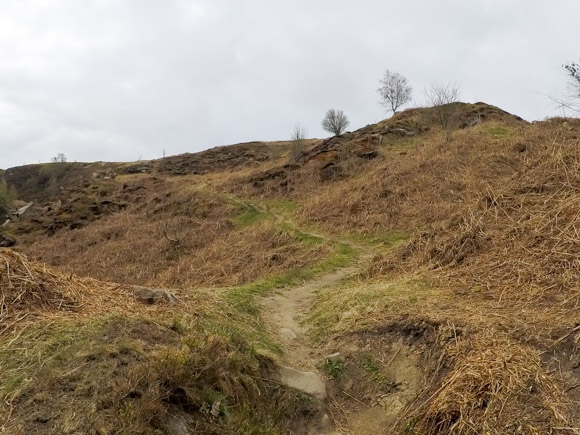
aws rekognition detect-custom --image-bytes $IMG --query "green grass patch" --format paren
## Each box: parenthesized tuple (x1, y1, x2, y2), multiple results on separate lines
(344, 230, 410, 249)
(307, 277, 436, 341)
(284, 224, 324, 246)
(263, 198, 299, 214)
(322, 355, 347, 380)
(0, 309, 309, 433)
(224, 241, 356, 320)
(231, 202, 268, 226)
(483, 125, 512, 139)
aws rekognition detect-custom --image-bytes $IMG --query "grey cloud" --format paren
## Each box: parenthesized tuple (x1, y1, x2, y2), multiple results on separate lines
(1, 0, 579, 168)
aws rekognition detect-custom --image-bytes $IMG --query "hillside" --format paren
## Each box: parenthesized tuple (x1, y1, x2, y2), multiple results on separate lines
(0, 103, 578, 434)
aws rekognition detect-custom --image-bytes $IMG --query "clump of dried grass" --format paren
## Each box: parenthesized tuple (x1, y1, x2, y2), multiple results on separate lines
(359, 125, 580, 432)
(0, 248, 87, 328)
(412, 332, 570, 434)
(295, 121, 530, 235)
(370, 126, 579, 316)
(156, 221, 332, 288)
(0, 248, 144, 334)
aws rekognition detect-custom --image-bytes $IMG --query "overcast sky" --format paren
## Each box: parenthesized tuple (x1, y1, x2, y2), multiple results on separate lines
(1, 0, 579, 168)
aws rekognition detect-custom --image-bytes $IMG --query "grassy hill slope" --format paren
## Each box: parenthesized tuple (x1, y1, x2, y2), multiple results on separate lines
(0, 103, 578, 434)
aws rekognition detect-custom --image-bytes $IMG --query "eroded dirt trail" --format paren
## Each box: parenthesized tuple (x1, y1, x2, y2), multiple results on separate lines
(260, 236, 377, 434)
(253, 201, 421, 434)
(261, 255, 369, 371)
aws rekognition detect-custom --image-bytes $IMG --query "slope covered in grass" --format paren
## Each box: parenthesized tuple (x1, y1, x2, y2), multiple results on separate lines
(9, 175, 332, 289)
(0, 249, 324, 434)
(1, 103, 578, 434)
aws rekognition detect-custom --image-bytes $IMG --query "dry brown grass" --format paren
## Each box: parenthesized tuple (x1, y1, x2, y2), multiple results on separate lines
(296, 122, 532, 234)
(3, 106, 579, 433)
(412, 331, 570, 434)
(369, 122, 579, 331)
(0, 248, 139, 332)
(360, 122, 580, 433)
(293, 116, 580, 433)
(17, 176, 330, 289)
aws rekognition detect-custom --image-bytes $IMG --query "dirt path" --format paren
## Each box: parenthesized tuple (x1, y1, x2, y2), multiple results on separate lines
(261, 251, 371, 371)
(244, 199, 417, 434)
(260, 229, 377, 434)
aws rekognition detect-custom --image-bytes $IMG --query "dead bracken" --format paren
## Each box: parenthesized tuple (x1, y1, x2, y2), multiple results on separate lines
(0, 104, 578, 434)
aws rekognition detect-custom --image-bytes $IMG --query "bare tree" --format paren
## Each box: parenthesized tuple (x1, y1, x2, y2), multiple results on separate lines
(50, 153, 67, 163)
(555, 60, 580, 113)
(289, 123, 307, 163)
(321, 109, 350, 136)
(378, 70, 412, 114)
(425, 82, 461, 141)
(564, 60, 580, 95)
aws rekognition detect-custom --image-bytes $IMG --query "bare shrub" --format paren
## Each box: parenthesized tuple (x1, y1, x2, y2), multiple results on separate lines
(289, 123, 307, 163)
(553, 60, 580, 113)
(51, 153, 67, 163)
(425, 82, 461, 141)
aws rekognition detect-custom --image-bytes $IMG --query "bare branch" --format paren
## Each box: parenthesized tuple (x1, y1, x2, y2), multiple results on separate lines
(424, 82, 461, 142)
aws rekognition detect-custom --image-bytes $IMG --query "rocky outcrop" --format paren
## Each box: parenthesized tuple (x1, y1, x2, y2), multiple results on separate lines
(275, 364, 327, 400)
(131, 286, 179, 305)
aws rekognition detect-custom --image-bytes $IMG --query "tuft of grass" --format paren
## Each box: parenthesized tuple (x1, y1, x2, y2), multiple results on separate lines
(263, 198, 299, 214)
(362, 355, 387, 383)
(322, 355, 347, 380)
(231, 203, 268, 226)
(343, 230, 410, 249)
(224, 241, 357, 319)
(292, 228, 324, 246)
(483, 125, 512, 139)
(380, 136, 420, 152)
(307, 277, 435, 341)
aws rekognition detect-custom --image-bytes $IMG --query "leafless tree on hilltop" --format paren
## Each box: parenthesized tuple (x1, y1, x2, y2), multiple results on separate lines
(378, 70, 413, 114)
(321, 109, 350, 136)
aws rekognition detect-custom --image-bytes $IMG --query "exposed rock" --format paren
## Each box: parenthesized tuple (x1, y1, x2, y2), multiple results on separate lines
(357, 150, 379, 160)
(166, 414, 193, 435)
(276, 364, 327, 400)
(92, 170, 117, 179)
(12, 201, 33, 217)
(280, 328, 298, 340)
(156, 141, 276, 176)
(132, 286, 178, 305)
(0, 233, 16, 247)
(126, 164, 152, 174)
(386, 127, 416, 137)
(325, 352, 341, 360)
(319, 162, 340, 182)
(249, 166, 289, 188)
(319, 414, 333, 431)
